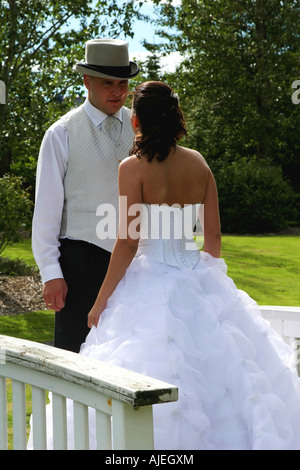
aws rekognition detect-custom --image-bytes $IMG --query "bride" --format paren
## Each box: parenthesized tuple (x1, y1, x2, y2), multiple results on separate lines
(87, 80, 221, 328)
(54, 81, 300, 450)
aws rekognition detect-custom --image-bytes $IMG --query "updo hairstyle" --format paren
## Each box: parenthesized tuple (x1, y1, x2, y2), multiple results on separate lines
(129, 81, 187, 162)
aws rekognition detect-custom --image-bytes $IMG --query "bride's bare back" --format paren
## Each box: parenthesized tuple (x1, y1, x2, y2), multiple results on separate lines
(119, 146, 221, 258)
(135, 145, 210, 207)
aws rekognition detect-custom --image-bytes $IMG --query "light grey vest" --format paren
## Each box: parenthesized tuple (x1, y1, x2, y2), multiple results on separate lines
(60, 104, 134, 252)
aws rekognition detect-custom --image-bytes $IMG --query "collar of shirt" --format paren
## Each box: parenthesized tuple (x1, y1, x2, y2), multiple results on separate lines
(83, 98, 123, 129)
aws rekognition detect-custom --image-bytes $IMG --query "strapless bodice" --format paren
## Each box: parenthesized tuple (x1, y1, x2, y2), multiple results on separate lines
(136, 203, 201, 269)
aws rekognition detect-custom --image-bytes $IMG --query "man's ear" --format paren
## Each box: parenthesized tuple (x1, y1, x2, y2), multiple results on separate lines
(83, 74, 91, 90)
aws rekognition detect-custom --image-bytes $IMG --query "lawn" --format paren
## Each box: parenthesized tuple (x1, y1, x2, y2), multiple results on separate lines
(0, 311, 54, 343)
(1, 238, 37, 267)
(1, 239, 55, 343)
(220, 235, 300, 307)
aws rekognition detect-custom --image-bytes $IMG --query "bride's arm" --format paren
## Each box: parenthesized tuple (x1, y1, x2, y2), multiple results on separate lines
(201, 170, 221, 258)
(87, 158, 142, 328)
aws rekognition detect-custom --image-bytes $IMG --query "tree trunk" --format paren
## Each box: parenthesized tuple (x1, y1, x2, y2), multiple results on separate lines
(0, 102, 12, 177)
(254, 0, 272, 162)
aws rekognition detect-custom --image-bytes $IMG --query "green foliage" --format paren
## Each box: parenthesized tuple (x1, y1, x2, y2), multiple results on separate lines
(150, 0, 300, 229)
(0, 237, 37, 275)
(1, 0, 299, 234)
(0, 174, 33, 254)
(0, 0, 143, 183)
(214, 158, 297, 233)
(0, 256, 36, 276)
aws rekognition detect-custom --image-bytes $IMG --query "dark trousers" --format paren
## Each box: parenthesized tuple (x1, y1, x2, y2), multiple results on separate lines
(54, 238, 111, 353)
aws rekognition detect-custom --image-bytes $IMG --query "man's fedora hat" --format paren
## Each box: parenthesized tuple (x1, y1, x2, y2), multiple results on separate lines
(75, 39, 140, 80)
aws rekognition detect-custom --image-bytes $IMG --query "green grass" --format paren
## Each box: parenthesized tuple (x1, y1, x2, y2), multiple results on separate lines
(0, 310, 55, 343)
(1, 239, 55, 342)
(1, 238, 37, 267)
(220, 235, 300, 307)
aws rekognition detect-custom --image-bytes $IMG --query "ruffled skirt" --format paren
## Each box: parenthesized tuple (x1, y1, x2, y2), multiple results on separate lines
(79, 252, 300, 450)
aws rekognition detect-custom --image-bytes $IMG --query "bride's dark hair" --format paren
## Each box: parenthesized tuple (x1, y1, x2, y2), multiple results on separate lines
(129, 81, 187, 162)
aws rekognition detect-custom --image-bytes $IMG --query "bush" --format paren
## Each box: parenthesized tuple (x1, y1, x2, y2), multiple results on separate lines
(214, 158, 298, 234)
(0, 256, 36, 276)
(0, 174, 33, 254)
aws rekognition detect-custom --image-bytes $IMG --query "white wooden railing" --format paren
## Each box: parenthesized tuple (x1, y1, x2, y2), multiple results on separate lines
(260, 306, 300, 345)
(260, 306, 300, 375)
(0, 335, 177, 450)
(0, 305, 300, 451)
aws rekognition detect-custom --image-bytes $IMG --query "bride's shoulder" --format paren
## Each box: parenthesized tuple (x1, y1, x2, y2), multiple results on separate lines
(119, 155, 145, 178)
(177, 146, 209, 169)
(120, 155, 142, 168)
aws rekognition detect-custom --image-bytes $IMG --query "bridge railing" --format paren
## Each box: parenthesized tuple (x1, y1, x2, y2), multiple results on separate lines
(0, 335, 178, 450)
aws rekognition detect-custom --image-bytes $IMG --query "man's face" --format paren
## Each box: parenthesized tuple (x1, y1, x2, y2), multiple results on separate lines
(84, 75, 129, 115)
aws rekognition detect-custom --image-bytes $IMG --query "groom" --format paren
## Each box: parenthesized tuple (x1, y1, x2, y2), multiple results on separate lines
(32, 39, 140, 352)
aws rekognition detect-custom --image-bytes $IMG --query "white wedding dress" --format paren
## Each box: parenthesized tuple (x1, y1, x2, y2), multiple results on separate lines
(78, 203, 300, 450)
(29, 203, 300, 450)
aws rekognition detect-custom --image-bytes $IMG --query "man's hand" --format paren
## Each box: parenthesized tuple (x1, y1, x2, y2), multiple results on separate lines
(43, 278, 68, 312)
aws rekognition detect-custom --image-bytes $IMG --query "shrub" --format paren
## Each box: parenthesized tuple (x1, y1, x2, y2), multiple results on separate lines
(0, 174, 33, 254)
(0, 256, 36, 276)
(214, 158, 298, 234)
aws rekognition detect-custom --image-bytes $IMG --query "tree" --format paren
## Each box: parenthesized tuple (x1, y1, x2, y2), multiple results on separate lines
(151, 0, 300, 183)
(0, 173, 32, 254)
(141, 53, 162, 81)
(0, 0, 143, 183)
(149, 0, 300, 231)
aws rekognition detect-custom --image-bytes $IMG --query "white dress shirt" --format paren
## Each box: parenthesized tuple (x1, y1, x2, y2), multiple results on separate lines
(32, 99, 123, 284)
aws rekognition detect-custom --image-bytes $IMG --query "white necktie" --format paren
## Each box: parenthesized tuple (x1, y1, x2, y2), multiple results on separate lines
(102, 116, 121, 143)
